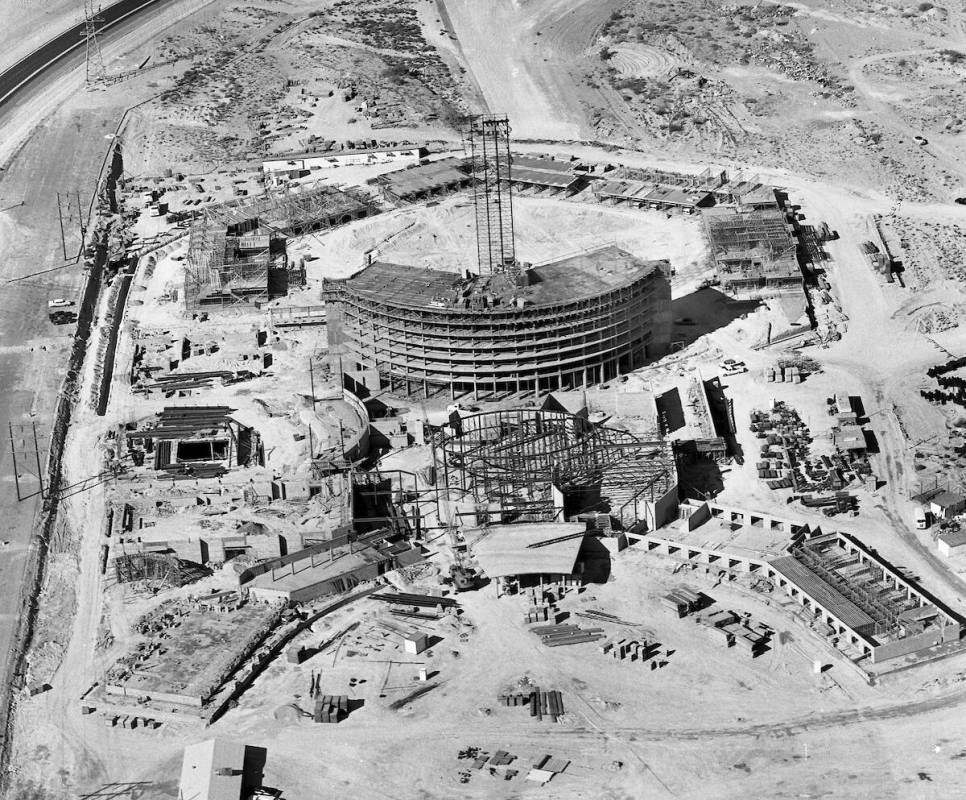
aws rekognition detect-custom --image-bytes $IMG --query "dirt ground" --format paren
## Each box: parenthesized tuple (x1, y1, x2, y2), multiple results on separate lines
(9, 0, 966, 798)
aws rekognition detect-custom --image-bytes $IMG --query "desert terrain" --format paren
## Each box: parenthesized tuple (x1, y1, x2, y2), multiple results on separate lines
(3, 1, 966, 799)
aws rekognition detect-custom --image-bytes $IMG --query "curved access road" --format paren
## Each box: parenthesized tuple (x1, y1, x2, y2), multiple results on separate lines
(0, 0, 178, 109)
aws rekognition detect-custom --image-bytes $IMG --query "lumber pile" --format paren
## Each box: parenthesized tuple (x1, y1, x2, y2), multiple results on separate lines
(529, 624, 604, 647)
(371, 591, 458, 610)
(498, 687, 565, 722)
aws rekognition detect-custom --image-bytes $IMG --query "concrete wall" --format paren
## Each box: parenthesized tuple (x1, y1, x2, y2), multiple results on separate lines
(678, 500, 711, 532)
(341, 387, 371, 462)
(105, 682, 203, 708)
(871, 629, 943, 663)
(645, 484, 679, 531)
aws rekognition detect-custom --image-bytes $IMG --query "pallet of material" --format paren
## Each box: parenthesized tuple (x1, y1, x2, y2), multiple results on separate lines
(532, 624, 605, 647)
(314, 694, 348, 723)
(526, 687, 566, 722)
(703, 625, 734, 646)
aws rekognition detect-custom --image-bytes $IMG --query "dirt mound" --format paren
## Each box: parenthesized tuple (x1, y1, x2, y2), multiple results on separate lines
(610, 44, 680, 78)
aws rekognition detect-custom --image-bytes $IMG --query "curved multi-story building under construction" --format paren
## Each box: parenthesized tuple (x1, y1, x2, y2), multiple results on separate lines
(322, 113, 672, 399)
(323, 245, 671, 399)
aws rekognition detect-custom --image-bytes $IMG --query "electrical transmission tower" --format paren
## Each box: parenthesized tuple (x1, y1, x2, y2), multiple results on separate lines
(83, 0, 106, 85)
(466, 114, 515, 274)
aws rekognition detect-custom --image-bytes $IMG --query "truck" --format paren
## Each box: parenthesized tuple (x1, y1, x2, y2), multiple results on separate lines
(915, 507, 929, 530)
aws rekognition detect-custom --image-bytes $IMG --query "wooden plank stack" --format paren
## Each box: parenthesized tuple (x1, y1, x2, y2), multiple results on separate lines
(530, 623, 605, 647)
(498, 688, 566, 722)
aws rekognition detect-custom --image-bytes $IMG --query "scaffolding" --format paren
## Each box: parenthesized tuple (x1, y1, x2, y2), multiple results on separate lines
(615, 165, 726, 192)
(113, 552, 185, 588)
(439, 409, 675, 524)
(703, 208, 801, 291)
(185, 184, 379, 311)
(467, 114, 515, 273)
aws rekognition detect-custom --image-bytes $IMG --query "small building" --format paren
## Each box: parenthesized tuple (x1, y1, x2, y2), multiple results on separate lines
(938, 529, 966, 558)
(179, 739, 247, 800)
(833, 394, 857, 424)
(832, 424, 866, 454)
(243, 536, 423, 604)
(930, 491, 966, 521)
(472, 523, 587, 589)
(262, 145, 426, 177)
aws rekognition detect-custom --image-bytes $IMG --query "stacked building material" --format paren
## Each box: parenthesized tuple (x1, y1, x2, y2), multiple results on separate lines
(525, 605, 550, 624)
(136, 370, 236, 395)
(599, 638, 657, 664)
(499, 689, 566, 721)
(371, 592, 459, 610)
(529, 624, 605, 647)
(661, 588, 703, 618)
(314, 695, 348, 723)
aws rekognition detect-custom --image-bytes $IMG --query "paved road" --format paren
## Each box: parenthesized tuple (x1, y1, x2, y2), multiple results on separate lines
(0, 0, 171, 107)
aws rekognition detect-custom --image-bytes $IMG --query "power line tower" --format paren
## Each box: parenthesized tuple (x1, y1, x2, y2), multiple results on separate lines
(83, 0, 106, 85)
(466, 114, 515, 274)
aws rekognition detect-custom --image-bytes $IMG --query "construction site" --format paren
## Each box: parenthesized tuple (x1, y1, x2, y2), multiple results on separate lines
(8, 1, 966, 798)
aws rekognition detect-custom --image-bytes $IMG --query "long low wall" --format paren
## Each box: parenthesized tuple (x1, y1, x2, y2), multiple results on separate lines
(648, 501, 964, 664)
(104, 683, 203, 708)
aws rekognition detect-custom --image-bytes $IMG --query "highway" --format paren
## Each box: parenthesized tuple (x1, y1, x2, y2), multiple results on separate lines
(0, 0, 176, 108)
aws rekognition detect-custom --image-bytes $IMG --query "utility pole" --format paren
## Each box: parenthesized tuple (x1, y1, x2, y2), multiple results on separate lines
(76, 189, 85, 257)
(309, 357, 316, 411)
(32, 422, 45, 501)
(9, 422, 21, 501)
(56, 193, 68, 261)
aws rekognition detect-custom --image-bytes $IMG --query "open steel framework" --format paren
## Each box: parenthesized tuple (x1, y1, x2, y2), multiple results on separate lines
(467, 114, 515, 273)
(439, 409, 675, 525)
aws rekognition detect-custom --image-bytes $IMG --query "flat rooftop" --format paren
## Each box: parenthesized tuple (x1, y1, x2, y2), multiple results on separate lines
(180, 739, 245, 800)
(595, 179, 711, 207)
(373, 157, 469, 196)
(472, 523, 585, 578)
(248, 544, 386, 594)
(338, 245, 666, 310)
(510, 154, 579, 189)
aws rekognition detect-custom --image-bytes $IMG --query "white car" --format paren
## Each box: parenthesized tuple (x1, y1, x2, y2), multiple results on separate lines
(47, 298, 74, 309)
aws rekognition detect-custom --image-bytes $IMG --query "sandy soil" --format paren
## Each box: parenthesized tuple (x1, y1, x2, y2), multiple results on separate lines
(439, 0, 619, 140)
(292, 192, 709, 287)
(11, 0, 966, 797)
